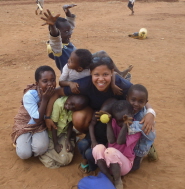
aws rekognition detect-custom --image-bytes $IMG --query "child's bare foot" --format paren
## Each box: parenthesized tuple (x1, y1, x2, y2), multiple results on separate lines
(114, 178, 123, 189)
(35, 10, 38, 15)
(127, 64, 133, 72)
(39, 11, 43, 15)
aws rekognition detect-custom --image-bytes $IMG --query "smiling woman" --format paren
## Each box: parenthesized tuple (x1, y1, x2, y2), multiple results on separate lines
(45, 55, 132, 133)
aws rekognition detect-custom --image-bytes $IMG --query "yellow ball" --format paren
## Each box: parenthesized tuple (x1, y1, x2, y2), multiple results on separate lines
(100, 114, 110, 124)
(139, 28, 148, 39)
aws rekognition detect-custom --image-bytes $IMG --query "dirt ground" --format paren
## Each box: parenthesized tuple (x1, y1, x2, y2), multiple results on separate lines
(0, 0, 185, 189)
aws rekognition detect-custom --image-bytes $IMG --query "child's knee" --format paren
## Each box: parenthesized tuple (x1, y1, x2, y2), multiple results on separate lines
(78, 139, 89, 152)
(92, 144, 106, 163)
(16, 147, 32, 159)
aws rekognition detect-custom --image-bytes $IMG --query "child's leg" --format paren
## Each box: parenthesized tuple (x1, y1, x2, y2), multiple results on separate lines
(78, 137, 97, 172)
(16, 133, 33, 159)
(32, 130, 49, 156)
(93, 144, 113, 182)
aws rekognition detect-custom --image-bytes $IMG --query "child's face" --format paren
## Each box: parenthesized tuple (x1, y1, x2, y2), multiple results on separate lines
(36, 71, 56, 93)
(64, 97, 83, 112)
(127, 90, 148, 113)
(59, 22, 73, 44)
(114, 110, 133, 127)
(91, 65, 113, 92)
(67, 51, 80, 70)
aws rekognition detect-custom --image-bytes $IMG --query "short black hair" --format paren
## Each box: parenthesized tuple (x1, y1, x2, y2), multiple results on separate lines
(69, 95, 90, 109)
(128, 84, 148, 99)
(75, 49, 92, 69)
(55, 17, 68, 29)
(35, 65, 56, 82)
(112, 100, 133, 117)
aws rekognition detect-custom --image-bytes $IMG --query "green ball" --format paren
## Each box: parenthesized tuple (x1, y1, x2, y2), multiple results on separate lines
(100, 114, 110, 124)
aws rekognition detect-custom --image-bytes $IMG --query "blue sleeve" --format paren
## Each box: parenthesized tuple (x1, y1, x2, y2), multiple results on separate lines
(63, 76, 92, 96)
(23, 90, 40, 119)
(115, 75, 133, 99)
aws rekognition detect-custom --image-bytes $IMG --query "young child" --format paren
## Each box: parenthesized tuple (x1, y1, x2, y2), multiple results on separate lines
(128, 0, 135, 15)
(59, 48, 124, 95)
(11, 65, 56, 159)
(42, 5, 77, 73)
(35, 0, 44, 15)
(126, 84, 158, 170)
(42, 7, 134, 80)
(39, 95, 89, 168)
(92, 100, 142, 189)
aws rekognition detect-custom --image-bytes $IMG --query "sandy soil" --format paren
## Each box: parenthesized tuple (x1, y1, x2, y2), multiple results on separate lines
(0, 0, 185, 188)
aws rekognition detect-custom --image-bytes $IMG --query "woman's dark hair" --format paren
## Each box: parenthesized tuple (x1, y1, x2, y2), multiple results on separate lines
(127, 84, 148, 99)
(112, 100, 133, 117)
(35, 65, 56, 82)
(90, 56, 114, 71)
(75, 49, 92, 69)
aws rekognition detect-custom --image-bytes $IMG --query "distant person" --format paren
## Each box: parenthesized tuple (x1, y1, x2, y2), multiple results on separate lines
(35, 0, 44, 15)
(11, 66, 56, 159)
(128, 0, 135, 15)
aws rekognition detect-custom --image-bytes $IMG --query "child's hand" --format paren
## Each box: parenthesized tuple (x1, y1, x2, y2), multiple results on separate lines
(63, 4, 77, 12)
(69, 82, 80, 94)
(41, 9, 60, 26)
(65, 139, 74, 152)
(127, 65, 134, 72)
(95, 110, 112, 121)
(41, 86, 55, 101)
(112, 85, 123, 95)
(54, 143, 63, 153)
(140, 113, 155, 135)
(91, 141, 98, 148)
(123, 115, 133, 127)
(45, 119, 57, 130)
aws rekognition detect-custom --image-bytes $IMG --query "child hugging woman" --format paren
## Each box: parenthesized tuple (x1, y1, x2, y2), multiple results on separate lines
(11, 66, 56, 159)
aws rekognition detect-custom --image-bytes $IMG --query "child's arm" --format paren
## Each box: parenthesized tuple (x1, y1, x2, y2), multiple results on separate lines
(89, 112, 98, 148)
(117, 114, 133, 144)
(23, 86, 55, 124)
(52, 123, 63, 153)
(45, 87, 65, 130)
(65, 122, 74, 152)
(106, 120, 116, 144)
(111, 72, 123, 95)
(41, 9, 60, 37)
(140, 103, 156, 135)
(59, 65, 80, 94)
(63, 4, 77, 29)
(59, 81, 80, 94)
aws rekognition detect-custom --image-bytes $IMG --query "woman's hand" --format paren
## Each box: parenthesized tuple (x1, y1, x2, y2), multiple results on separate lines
(95, 110, 112, 121)
(140, 113, 155, 135)
(41, 9, 60, 26)
(54, 143, 63, 153)
(69, 82, 80, 94)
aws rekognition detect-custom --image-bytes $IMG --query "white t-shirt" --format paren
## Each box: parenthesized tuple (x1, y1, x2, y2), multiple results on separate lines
(59, 64, 90, 81)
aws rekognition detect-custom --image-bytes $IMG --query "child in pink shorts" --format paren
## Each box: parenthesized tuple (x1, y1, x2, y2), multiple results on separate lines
(92, 100, 141, 189)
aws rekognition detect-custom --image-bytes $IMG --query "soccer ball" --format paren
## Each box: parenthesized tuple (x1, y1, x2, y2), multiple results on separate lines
(139, 28, 147, 39)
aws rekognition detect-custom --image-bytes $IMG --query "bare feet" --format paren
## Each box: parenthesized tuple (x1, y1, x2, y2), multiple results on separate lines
(35, 10, 38, 15)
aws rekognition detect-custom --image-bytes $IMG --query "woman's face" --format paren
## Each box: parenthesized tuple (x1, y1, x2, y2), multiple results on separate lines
(91, 65, 113, 92)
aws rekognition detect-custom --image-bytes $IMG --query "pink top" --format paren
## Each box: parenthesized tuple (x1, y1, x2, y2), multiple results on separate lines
(108, 118, 141, 161)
